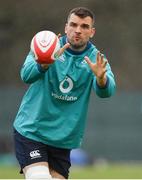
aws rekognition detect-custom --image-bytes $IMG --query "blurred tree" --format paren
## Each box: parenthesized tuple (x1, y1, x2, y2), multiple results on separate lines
(0, 0, 142, 90)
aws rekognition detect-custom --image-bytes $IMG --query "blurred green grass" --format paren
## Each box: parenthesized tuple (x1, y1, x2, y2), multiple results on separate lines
(1, 163, 142, 179)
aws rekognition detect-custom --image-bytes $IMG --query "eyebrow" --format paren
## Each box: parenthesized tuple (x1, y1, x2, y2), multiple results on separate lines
(69, 21, 91, 28)
(81, 23, 90, 28)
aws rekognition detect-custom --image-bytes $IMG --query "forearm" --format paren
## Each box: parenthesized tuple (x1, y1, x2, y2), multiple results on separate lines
(93, 73, 116, 98)
(21, 51, 48, 84)
(96, 74, 107, 88)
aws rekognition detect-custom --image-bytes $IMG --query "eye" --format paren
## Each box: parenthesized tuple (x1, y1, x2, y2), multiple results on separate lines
(81, 24, 90, 29)
(70, 22, 77, 27)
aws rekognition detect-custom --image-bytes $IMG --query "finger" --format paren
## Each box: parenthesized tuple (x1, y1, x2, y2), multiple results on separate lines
(102, 59, 108, 68)
(84, 56, 93, 66)
(57, 33, 61, 39)
(61, 43, 70, 51)
(96, 51, 101, 64)
(100, 54, 104, 62)
(101, 55, 108, 67)
(100, 69, 107, 79)
(57, 43, 70, 56)
(99, 53, 106, 64)
(103, 68, 107, 74)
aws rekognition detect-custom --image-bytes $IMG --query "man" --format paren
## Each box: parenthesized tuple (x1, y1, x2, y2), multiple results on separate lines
(13, 7, 116, 179)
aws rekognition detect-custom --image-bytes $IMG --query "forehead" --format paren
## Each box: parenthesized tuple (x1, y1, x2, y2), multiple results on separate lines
(67, 13, 93, 26)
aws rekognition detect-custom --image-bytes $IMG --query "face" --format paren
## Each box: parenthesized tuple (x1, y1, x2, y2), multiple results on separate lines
(65, 13, 95, 51)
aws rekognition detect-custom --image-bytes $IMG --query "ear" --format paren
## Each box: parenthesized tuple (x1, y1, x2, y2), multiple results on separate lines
(65, 23, 68, 34)
(90, 28, 96, 38)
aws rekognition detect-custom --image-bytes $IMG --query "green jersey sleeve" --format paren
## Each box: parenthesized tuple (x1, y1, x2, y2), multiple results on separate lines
(93, 63, 116, 98)
(21, 51, 48, 84)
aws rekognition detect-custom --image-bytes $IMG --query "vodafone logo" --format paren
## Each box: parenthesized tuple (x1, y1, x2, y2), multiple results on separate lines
(59, 77, 73, 93)
(52, 76, 77, 101)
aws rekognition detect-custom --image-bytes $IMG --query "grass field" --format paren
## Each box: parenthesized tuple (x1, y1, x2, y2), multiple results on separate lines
(1, 163, 142, 179)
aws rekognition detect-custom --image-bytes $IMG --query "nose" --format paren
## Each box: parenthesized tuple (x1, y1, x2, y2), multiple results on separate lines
(75, 26, 81, 33)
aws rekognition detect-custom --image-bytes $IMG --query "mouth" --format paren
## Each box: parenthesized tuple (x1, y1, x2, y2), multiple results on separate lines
(74, 36, 81, 41)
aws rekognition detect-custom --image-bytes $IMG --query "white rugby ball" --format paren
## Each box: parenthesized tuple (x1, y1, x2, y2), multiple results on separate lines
(30, 30, 60, 64)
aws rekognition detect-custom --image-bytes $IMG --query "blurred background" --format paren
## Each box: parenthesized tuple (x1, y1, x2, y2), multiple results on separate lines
(0, 0, 142, 178)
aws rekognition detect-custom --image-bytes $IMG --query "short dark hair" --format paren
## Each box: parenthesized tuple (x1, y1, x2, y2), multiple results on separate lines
(67, 7, 95, 25)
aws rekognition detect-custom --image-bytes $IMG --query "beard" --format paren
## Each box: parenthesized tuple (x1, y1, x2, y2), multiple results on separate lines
(67, 38, 87, 51)
(70, 43, 86, 50)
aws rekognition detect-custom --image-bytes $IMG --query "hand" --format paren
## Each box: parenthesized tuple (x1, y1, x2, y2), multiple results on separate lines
(84, 52, 108, 87)
(55, 42, 70, 57)
(40, 64, 49, 69)
(54, 33, 70, 57)
(41, 33, 70, 69)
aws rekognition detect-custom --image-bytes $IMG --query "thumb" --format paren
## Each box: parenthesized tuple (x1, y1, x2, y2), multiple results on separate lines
(57, 43, 70, 56)
(57, 33, 61, 39)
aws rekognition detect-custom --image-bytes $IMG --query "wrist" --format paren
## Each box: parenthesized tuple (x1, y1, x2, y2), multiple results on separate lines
(37, 63, 48, 73)
(40, 64, 49, 69)
(96, 75, 107, 87)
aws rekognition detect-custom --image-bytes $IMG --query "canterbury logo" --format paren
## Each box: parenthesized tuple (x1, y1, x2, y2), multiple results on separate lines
(30, 150, 41, 159)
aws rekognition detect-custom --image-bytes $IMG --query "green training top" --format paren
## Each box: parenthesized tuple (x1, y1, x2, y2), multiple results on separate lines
(13, 36, 116, 149)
